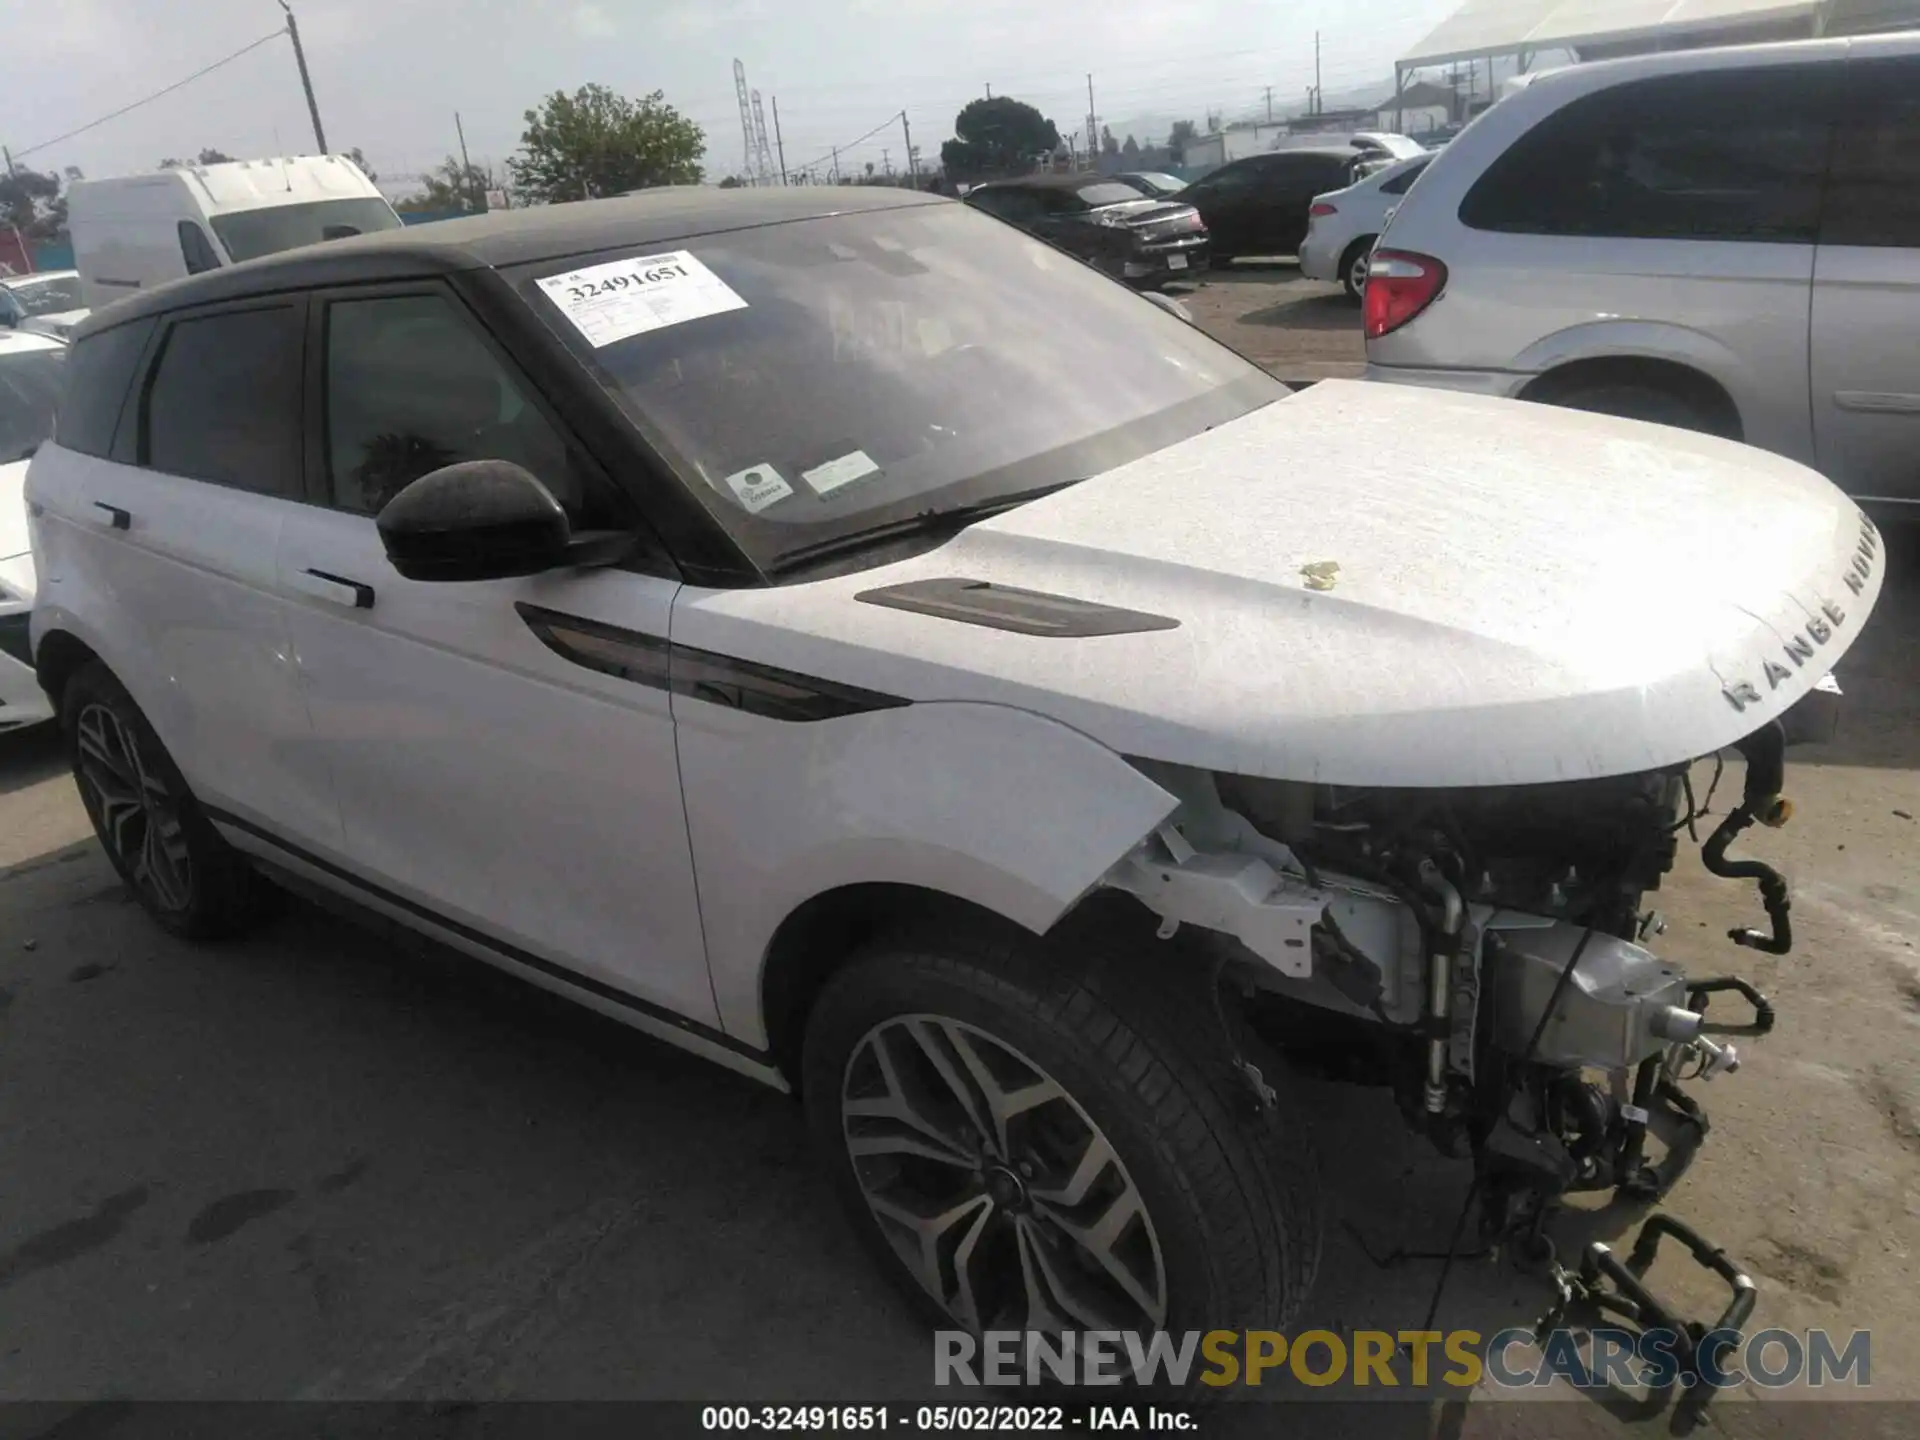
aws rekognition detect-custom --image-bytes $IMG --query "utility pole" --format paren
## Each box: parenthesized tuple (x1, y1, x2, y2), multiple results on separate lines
(900, 111, 918, 189)
(2, 147, 15, 179)
(279, 3, 328, 153)
(1264, 87, 1273, 123)
(831, 146, 840, 185)
(454, 111, 478, 211)
(771, 96, 789, 184)
(1085, 74, 1097, 172)
(985, 83, 993, 99)
(881, 148, 891, 176)
(1314, 31, 1322, 114)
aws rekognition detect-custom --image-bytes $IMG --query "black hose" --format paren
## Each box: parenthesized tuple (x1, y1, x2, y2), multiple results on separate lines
(1701, 721, 1793, 954)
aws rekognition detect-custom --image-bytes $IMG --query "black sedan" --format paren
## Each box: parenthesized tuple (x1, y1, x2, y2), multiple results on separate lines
(963, 176, 1208, 288)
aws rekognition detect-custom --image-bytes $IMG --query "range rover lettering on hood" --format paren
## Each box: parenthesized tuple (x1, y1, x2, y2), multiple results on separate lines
(854, 577, 1180, 638)
(1720, 512, 1878, 714)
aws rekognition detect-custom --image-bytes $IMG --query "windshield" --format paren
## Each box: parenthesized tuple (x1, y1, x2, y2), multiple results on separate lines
(8, 275, 82, 317)
(210, 198, 403, 262)
(0, 346, 65, 462)
(1132, 173, 1186, 193)
(515, 203, 1281, 573)
(1077, 182, 1151, 208)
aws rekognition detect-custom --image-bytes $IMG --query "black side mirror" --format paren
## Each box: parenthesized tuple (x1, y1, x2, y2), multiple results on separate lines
(376, 459, 631, 582)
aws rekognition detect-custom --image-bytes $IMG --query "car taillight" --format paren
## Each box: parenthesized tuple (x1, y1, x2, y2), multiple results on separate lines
(1363, 250, 1447, 340)
(1308, 202, 1337, 217)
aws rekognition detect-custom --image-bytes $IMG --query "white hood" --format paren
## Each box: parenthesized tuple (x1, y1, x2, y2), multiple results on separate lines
(677, 381, 1885, 788)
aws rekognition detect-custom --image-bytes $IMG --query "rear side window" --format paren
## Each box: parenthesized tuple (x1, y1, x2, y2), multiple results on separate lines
(54, 318, 155, 459)
(1459, 66, 1835, 242)
(1821, 60, 1920, 249)
(1380, 159, 1431, 196)
(177, 222, 222, 275)
(141, 305, 304, 497)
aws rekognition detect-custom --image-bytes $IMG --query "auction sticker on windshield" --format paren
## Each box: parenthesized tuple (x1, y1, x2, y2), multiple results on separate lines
(536, 251, 747, 348)
(802, 450, 882, 496)
(720, 464, 793, 514)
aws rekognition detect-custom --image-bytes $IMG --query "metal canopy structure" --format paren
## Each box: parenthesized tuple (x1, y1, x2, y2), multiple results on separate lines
(1399, 0, 1823, 73)
(1391, 0, 1920, 124)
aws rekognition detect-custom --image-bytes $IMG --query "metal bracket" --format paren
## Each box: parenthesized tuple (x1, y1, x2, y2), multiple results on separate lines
(1105, 844, 1325, 979)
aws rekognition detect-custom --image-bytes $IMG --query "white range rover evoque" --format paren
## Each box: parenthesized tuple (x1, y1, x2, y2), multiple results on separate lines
(23, 188, 1883, 1396)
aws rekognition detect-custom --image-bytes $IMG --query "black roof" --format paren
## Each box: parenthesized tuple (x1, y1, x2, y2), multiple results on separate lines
(967, 174, 1121, 193)
(78, 185, 951, 339)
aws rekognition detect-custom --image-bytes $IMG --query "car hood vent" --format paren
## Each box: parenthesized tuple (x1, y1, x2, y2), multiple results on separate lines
(854, 577, 1179, 637)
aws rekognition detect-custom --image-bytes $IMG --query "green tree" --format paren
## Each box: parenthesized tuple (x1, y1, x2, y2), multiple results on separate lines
(1122, 134, 1140, 161)
(159, 148, 236, 169)
(508, 83, 704, 203)
(0, 166, 67, 239)
(345, 147, 379, 183)
(1167, 119, 1199, 164)
(938, 96, 1060, 182)
(1101, 125, 1118, 157)
(398, 155, 497, 213)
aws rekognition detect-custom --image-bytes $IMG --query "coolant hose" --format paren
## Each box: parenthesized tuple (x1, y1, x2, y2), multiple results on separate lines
(1701, 721, 1792, 954)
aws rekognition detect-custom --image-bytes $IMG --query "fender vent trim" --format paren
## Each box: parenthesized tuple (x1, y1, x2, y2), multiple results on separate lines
(854, 578, 1179, 637)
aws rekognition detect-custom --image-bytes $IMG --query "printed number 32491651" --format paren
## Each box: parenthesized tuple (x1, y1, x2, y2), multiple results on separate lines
(568, 262, 690, 301)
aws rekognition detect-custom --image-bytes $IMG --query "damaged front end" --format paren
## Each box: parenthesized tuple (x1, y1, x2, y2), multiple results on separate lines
(1103, 709, 1824, 1416)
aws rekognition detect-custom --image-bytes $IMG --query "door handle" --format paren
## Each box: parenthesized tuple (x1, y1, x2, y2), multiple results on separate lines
(290, 568, 375, 610)
(92, 502, 131, 531)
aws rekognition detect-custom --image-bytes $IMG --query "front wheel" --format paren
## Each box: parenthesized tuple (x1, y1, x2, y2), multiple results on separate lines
(802, 924, 1321, 1370)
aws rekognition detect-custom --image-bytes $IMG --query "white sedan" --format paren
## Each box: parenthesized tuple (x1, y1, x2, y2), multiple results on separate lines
(0, 269, 89, 342)
(1298, 153, 1431, 301)
(0, 329, 65, 731)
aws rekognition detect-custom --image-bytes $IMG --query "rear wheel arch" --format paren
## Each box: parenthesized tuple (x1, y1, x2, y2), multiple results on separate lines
(1519, 356, 1744, 440)
(33, 628, 101, 712)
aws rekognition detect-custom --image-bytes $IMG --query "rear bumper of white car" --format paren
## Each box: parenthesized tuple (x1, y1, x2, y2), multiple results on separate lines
(1297, 230, 1340, 283)
(1362, 362, 1528, 400)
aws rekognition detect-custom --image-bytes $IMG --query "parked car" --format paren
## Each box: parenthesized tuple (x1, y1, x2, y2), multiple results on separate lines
(1179, 148, 1372, 265)
(22, 189, 1882, 1385)
(1299, 154, 1433, 300)
(1365, 32, 1920, 505)
(0, 329, 65, 731)
(0, 269, 88, 341)
(68, 153, 402, 313)
(1114, 171, 1188, 198)
(964, 175, 1207, 286)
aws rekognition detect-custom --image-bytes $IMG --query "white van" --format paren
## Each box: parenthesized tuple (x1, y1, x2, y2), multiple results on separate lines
(68, 154, 403, 311)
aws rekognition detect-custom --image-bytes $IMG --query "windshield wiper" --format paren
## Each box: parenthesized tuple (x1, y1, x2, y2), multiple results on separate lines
(768, 478, 1086, 575)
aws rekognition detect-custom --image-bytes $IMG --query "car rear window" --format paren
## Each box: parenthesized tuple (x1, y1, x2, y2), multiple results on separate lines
(140, 305, 304, 497)
(54, 319, 154, 460)
(1458, 65, 1835, 243)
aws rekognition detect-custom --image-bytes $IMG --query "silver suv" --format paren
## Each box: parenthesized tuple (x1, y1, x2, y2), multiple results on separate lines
(1364, 32, 1920, 506)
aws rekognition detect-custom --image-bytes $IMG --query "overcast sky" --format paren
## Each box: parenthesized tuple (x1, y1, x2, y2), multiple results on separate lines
(1, 0, 1459, 192)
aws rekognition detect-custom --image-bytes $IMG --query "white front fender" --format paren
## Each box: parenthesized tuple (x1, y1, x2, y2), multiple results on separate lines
(681, 698, 1179, 1047)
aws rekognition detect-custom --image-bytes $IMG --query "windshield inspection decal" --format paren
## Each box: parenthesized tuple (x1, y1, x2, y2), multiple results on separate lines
(536, 250, 747, 348)
(802, 450, 882, 496)
(720, 464, 793, 514)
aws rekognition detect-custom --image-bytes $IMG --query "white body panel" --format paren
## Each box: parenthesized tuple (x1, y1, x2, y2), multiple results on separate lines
(0, 458, 50, 730)
(26, 445, 327, 835)
(67, 156, 396, 312)
(271, 506, 716, 1028)
(671, 382, 1880, 790)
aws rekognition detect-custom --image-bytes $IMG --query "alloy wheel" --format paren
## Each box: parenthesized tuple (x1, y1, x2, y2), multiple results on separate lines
(840, 1014, 1168, 1334)
(74, 702, 193, 912)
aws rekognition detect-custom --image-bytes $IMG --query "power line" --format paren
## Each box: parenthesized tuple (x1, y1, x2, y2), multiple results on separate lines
(787, 111, 905, 179)
(13, 27, 289, 162)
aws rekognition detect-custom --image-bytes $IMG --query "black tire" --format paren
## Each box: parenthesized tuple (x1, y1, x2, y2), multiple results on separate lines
(1339, 237, 1376, 303)
(62, 661, 276, 940)
(802, 920, 1322, 1383)
(1537, 381, 1728, 437)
